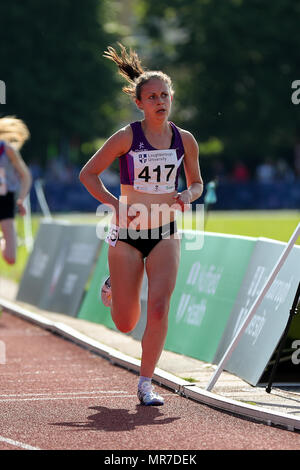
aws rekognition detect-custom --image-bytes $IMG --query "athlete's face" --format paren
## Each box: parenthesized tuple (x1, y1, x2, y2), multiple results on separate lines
(136, 79, 173, 121)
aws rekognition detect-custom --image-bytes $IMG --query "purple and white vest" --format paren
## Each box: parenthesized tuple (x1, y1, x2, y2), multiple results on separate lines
(119, 121, 184, 194)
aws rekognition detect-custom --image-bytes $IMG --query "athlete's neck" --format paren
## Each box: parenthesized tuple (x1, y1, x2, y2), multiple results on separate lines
(141, 119, 171, 138)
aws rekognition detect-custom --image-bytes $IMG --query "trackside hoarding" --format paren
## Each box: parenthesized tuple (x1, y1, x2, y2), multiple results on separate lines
(17, 222, 101, 317)
(18, 223, 299, 386)
(77, 240, 116, 329)
(214, 239, 300, 385)
(17, 222, 65, 306)
(164, 232, 256, 363)
(77, 240, 148, 336)
(78, 231, 256, 363)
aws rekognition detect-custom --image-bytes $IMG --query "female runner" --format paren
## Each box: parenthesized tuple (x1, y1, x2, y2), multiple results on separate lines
(0, 116, 32, 265)
(79, 44, 203, 405)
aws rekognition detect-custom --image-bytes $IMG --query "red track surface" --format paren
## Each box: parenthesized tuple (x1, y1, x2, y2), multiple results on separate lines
(1, 311, 300, 451)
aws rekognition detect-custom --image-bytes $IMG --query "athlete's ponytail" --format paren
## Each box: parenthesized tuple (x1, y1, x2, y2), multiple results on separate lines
(103, 43, 144, 98)
(103, 43, 174, 101)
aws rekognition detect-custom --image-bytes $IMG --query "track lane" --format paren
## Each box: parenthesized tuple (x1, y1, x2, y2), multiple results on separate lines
(1, 311, 300, 450)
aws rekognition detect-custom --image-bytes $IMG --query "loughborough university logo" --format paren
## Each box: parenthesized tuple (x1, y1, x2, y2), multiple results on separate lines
(139, 153, 148, 164)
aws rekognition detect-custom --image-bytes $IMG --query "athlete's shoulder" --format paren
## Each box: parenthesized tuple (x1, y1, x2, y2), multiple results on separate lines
(113, 123, 133, 141)
(104, 124, 133, 157)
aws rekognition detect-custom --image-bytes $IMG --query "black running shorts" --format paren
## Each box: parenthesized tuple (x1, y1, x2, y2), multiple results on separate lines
(0, 191, 16, 221)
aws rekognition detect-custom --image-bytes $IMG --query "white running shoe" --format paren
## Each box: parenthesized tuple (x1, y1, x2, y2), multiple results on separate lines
(137, 381, 164, 406)
(101, 276, 112, 307)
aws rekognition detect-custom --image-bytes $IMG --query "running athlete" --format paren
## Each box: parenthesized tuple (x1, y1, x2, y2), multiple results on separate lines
(79, 44, 203, 405)
(0, 116, 32, 265)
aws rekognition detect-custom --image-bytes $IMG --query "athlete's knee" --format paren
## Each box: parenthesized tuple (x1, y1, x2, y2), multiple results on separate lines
(113, 317, 137, 334)
(147, 298, 170, 323)
(115, 322, 135, 334)
(111, 305, 140, 333)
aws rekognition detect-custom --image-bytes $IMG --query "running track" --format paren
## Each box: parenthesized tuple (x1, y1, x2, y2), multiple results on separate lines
(1, 311, 300, 451)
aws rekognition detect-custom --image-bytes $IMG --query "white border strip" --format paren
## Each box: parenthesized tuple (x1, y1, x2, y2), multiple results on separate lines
(1, 297, 300, 432)
(258, 236, 300, 248)
(182, 386, 300, 432)
(179, 229, 257, 241)
(0, 435, 40, 450)
(182, 229, 300, 246)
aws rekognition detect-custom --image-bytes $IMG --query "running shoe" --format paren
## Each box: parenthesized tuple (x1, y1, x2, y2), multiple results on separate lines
(137, 381, 164, 406)
(101, 276, 112, 307)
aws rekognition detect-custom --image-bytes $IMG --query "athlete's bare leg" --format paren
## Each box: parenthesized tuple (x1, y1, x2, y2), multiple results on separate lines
(141, 236, 180, 378)
(0, 218, 16, 265)
(108, 241, 145, 333)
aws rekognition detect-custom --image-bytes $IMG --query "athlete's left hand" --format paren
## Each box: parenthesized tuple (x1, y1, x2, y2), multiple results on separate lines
(172, 190, 192, 212)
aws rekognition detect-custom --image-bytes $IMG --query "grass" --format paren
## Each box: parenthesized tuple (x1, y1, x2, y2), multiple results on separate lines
(204, 210, 300, 243)
(182, 377, 199, 383)
(0, 209, 299, 283)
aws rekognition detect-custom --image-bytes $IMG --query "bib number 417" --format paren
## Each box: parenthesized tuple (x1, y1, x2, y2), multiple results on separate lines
(138, 164, 175, 183)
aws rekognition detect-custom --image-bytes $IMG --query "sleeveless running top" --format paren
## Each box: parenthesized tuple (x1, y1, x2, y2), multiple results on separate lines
(119, 121, 184, 194)
(0, 141, 20, 195)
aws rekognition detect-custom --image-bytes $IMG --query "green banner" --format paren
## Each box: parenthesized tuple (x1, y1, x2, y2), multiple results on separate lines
(77, 241, 116, 329)
(164, 232, 256, 363)
(77, 241, 149, 336)
(77, 231, 256, 364)
(214, 239, 300, 385)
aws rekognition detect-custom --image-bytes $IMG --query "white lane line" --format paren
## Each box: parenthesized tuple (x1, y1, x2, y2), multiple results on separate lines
(0, 395, 136, 402)
(0, 435, 41, 450)
(0, 393, 176, 403)
(0, 391, 128, 397)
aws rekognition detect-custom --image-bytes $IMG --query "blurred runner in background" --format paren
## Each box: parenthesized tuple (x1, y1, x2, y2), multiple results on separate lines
(0, 116, 32, 265)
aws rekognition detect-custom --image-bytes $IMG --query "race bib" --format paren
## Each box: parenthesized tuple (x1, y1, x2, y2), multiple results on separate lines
(0, 168, 7, 195)
(105, 224, 120, 247)
(131, 149, 182, 194)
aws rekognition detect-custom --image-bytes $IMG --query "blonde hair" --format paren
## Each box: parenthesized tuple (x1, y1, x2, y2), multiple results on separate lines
(103, 43, 174, 100)
(0, 116, 30, 150)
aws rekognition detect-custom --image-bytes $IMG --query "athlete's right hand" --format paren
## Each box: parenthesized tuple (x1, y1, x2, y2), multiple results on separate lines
(115, 201, 138, 228)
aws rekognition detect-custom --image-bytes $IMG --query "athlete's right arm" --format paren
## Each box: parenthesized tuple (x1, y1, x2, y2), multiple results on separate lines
(6, 144, 32, 216)
(79, 125, 132, 212)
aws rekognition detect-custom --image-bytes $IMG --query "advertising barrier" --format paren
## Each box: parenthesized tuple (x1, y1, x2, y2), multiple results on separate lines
(213, 239, 300, 385)
(17, 222, 101, 317)
(17, 221, 65, 306)
(17, 222, 299, 387)
(78, 230, 255, 362)
(77, 241, 115, 329)
(164, 232, 256, 363)
(77, 240, 148, 337)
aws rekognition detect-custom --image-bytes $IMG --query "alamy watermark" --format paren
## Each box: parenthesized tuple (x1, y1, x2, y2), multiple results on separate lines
(291, 80, 300, 105)
(0, 80, 6, 104)
(95, 199, 205, 251)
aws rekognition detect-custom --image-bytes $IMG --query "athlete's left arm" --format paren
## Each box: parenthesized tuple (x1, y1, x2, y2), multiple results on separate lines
(175, 130, 203, 208)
